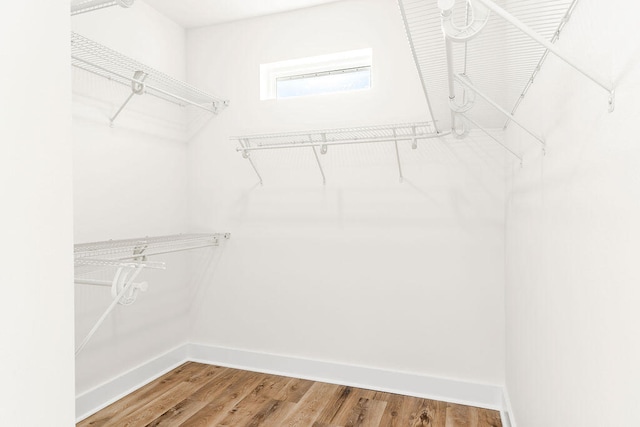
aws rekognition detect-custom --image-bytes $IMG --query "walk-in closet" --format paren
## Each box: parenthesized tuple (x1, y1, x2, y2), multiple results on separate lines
(2, 1, 639, 426)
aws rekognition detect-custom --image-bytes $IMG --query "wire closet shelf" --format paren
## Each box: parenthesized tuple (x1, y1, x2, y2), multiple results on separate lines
(233, 121, 442, 185)
(71, 32, 229, 124)
(74, 233, 230, 356)
(397, 0, 614, 155)
(71, 0, 135, 16)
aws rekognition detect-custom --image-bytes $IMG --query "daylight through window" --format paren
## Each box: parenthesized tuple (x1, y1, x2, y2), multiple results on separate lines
(260, 49, 373, 100)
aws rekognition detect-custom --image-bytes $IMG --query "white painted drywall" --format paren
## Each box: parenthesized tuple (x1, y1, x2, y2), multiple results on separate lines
(186, 0, 506, 386)
(505, 0, 640, 426)
(72, 2, 196, 396)
(0, 2, 75, 426)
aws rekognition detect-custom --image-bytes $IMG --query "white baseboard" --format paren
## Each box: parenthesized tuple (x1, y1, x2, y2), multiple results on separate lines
(76, 342, 505, 422)
(187, 343, 503, 410)
(75, 344, 188, 422)
(500, 385, 516, 427)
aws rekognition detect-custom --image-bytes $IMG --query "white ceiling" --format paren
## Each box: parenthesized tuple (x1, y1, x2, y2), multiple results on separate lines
(143, 0, 346, 28)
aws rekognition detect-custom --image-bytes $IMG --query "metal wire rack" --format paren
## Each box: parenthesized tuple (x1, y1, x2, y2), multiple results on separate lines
(74, 233, 230, 356)
(71, 32, 229, 124)
(71, 0, 135, 16)
(232, 122, 442, 184)
(397, 0, 613, 148)
(75, 233, 229, 261)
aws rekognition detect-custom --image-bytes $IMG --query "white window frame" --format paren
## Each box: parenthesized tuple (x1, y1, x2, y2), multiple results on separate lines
(260, 48, 373, 100)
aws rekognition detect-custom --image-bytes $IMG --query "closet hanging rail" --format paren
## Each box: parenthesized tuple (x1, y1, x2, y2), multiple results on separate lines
(232, 122, 444, 185)
(71, 0, 135, 16)
(74, 233, 230, 355)
(71, 32, 229, 125)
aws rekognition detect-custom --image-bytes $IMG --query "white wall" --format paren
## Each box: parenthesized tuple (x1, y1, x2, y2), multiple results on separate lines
(72, 1, 196, 396)
(505, 0, 640, 425)
(0, 2, 75, 426)
(187, 0, 506, 386)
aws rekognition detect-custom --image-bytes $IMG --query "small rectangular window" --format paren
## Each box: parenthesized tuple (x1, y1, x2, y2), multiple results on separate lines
(261, 49, 372, 100)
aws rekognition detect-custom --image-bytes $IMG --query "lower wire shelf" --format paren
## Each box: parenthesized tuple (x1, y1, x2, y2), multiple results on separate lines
(74, 233, 230, 356)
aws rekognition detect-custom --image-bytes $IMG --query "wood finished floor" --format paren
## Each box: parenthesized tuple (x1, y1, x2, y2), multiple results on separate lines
(78, 362, 502, 427)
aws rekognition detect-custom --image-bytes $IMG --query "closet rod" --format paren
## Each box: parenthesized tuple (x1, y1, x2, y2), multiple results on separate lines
(474, 0, 615, 111)
(236, 133, 449, 152)
(460, 113, 523, 163)
(453, 75, 545, 146)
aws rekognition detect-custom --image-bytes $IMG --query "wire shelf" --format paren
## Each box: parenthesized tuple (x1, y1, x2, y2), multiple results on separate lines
(232, 122, 441, 184)
(71, 32, 229, 116)
(74, 232, 230, 356)
(397, 0, 578, 131)
(74, 233, 230, 261)
(71, 0, 134, 16)
(233, 122, 438, 148)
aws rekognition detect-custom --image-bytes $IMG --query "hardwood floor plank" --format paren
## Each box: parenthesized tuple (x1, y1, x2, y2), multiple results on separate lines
(216, 374, 293, 426)
(179, 370, 265, 427)
(417, 399, 448, 427)
(476, 407, 502, 427)
(115, 382, 199, 427)
(322, 387, 377, 425)
(446, 403, 483, 427)
(144, 367, 243, 426)
(144, 397, 208, 427)
(78, 362, 206, 427)
(280, 382, 341, 427)
(189, 367, 249, 403)
(272, 377, 315, 403)
(78, 362, 502, 427)
(245, 399, 298, 427)
(314, 385, 354, 424)
(341, 397, 387, 427)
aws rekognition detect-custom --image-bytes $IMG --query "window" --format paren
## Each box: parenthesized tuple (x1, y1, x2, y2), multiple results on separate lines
(260, 49, 373, 100)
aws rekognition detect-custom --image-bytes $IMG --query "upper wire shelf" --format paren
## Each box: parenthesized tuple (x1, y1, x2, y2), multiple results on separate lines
(398, 0, 579, 132)
(71, 0, 135, 16)
(71, 32, 229, 123)
(397, 0, 613, 153)
(232, 122, 441, 184)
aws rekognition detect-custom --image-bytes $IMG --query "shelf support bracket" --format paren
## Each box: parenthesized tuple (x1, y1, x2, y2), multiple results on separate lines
(454, 75, 545, 146)
(311, 135, 327, 185)
(75, 264, 147, 356)
(240, 138, 263, 185)
(474, 0, 615, 112)
(411, 125, 418, 149)
(110, 70, 148, 126)
(393, 129, 404, 183)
